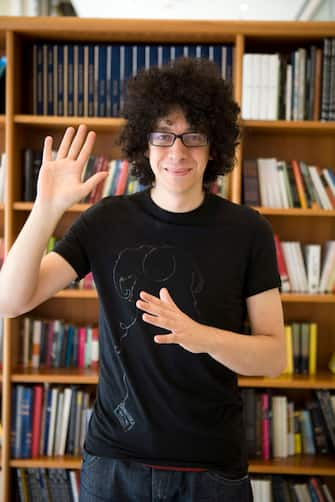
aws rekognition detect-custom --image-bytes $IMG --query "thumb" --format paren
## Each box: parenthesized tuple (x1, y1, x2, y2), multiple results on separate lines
(82, 171, 108, 195)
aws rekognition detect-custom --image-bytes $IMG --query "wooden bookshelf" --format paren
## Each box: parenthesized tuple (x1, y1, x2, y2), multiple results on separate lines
(0, 15, 335, 502)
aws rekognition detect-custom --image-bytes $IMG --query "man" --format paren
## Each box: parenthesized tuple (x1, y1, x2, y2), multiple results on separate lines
(0, 58, 285, 501)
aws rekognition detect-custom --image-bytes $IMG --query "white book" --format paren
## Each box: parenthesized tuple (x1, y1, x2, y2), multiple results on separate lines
(53, 390, 64, 456)
(319, 241, 335, 292)
(304, 244, 321, 293)
(285, 63, 292, 120)
(257, 158, 269, 206)
(322, 482, 335, 502)
(241, 54, 253, 119)
(323, 168, 335, 198)
(268, 158, 282, 208)
(252, 54, 261, 119)
(47, 388, 59, 456)
(276, 161, 290, 208)
(31, 319, 42, 369)
(272, 396, 288, 457)
(22, 317, 31, 369)
(268, 53, 280, 120)
(69, 471, 79, 502)
(259, 54, 268, 120)
(281, 242, 300, 292)
(309, 166, 332, 209)
(56, 387, 72, 456)
(293, 242, 308, 292)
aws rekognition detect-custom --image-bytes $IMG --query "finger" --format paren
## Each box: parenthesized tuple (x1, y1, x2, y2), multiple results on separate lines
(56, 127, 76, 160)
(159, 288, 177, 306)
(139, 291, 162, 305)
(154, 334, 178, 344)
(67, 124, 88, 160)
(42, 136, 53, 164)
(77, 131, 96, 166)
(142, 312, 172, 330)
(81, 171, 109, 197)
(136, 299, 162, 316)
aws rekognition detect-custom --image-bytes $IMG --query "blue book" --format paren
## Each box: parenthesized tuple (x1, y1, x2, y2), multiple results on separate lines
(77, 44, 84, 116)
(65, 325, 74, 368)
(55, 322, 64, 368)
(137, 44, 146, 73)
(43, 387, 52, 455)
(162, 45, 171, 66)
(66, 44, 74, 116)
(47, 45, 54, 115)
(56, 44, 64, 116)
(226, 45, 233, 82)
(98, 44, 107, 117)
(14, 385, 24, 458)
(87, 45, 94, 117)
(213, 45, 222, 75)
(20, 386, 33, 458)
(149, 45, 158, 68)
(106, 45, 112, 116)
(188, 45, 197, 58)
(111, 44, 120, 117)
(201, 45, 209, 59)
(10, 386, 17, 457)
(119, 44, 132, 113)
(34, 44, 44, 115)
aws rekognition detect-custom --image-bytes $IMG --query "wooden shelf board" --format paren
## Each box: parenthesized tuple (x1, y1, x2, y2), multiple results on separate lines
(239, 371, 335, 389)
(10, 456, 82, 469)
(11, 367, 98, 384)
(13, 202, 90, 212)
(242, 120, 335, 133)
(54, 289, 97, 299)
(14, 115, 126, 130)
(254, 207, 335, 217)
(249, 455, 335, 475)
(9, 455, 335, 475)
(281, 294, 335, 303)
(0, 115, 5, 125)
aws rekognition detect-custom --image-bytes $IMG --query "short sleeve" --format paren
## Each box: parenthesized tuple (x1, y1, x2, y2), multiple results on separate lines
(243, 213, 281, 298)
(53, 212, 91, 280)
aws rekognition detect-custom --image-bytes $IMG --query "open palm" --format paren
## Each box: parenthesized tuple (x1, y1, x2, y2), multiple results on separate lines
(36, 124, 108, 212)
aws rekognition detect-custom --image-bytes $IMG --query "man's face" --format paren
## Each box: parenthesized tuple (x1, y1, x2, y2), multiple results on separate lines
(146, 108, 211, 197)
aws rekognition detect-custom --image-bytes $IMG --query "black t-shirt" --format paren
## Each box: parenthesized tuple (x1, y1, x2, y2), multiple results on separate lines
(54, 189, 280, 475)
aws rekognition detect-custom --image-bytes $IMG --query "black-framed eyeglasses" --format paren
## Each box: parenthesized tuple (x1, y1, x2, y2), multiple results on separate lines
(148, 131, 208, 147)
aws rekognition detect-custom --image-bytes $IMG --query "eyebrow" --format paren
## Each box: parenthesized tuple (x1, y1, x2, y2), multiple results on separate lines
(155, 126, 195, 132)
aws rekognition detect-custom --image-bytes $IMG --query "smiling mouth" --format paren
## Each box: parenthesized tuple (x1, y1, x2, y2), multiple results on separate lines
(164, 168, 192, 176)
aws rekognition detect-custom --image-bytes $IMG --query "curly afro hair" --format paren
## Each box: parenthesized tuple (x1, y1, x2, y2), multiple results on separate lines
(119, 57, 240, 189)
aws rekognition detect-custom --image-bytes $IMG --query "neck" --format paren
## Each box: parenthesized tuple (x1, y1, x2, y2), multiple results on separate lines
(150, 186, 205, 213)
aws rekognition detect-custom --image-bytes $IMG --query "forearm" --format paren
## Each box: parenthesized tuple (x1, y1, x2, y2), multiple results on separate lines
(0, 202, 62, 316)
(206, 326, 286, 378)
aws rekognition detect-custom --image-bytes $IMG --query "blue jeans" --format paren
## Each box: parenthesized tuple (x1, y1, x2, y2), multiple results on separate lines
(79, 449, 254, 501)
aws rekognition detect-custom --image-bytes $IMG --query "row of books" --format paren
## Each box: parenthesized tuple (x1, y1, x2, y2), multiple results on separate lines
(241, 389, 335, 460)
(242, 39, 335, 121)
(33, 42, 233, 117)
(243, 158, 335, 209)
(283, 322, 318, 376)
(274, 237, 335, 294)
(22, 149, 229, 203)
(250, 475, 334, 502)
(19, 318, 99, 370)
(11, 384, 92, 459)
(15, 468, 79, 502)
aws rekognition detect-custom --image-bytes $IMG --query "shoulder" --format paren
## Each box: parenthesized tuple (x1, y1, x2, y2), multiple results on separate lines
(80, 192, 143, 224)
(210, 194, 270, 230)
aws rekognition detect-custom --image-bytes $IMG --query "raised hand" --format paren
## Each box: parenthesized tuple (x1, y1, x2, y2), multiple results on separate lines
(36, 124, 108, 213)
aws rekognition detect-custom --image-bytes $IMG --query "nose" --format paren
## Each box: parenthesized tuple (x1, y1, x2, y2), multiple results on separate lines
(167, 136, 188, 159)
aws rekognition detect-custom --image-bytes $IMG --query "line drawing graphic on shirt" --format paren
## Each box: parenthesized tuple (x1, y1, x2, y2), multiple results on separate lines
(111, 244, 204, 431)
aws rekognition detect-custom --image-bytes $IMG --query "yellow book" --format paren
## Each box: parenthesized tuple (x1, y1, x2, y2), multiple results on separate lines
(309, 323, 318, 376)
(294, 411, 302, 455)
(282, 325, 293, 375)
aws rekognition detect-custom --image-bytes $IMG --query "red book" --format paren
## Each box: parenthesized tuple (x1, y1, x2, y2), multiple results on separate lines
(273, 234, 291, 293)
(31, 385, 43, 458)
(114, 160, 129, 196)
(78, 327, 86, 369)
